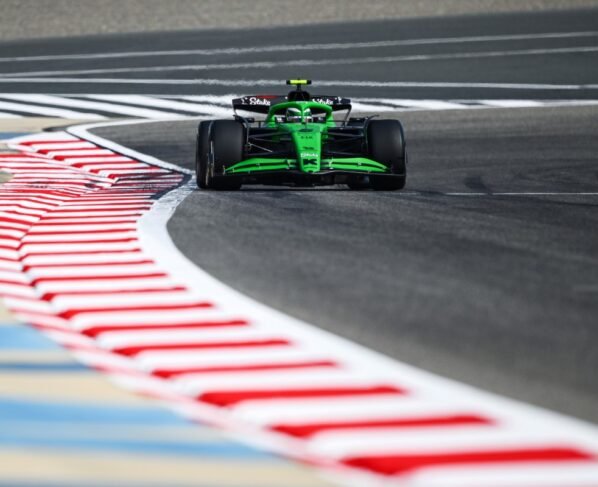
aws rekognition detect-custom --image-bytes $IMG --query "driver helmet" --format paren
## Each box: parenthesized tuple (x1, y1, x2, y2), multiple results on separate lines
(303, 108, 313, 123)
(285, 107, 302, 123)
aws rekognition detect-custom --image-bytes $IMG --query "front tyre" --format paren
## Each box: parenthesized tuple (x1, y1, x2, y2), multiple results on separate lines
(367, 120, 407, 191)
(207, 120, 243, 191)
(195, 121, 211, 189)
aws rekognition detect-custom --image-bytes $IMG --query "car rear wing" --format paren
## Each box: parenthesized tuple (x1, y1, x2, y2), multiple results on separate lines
(232, 95, 352, 115)
(311, 96, 352, 112)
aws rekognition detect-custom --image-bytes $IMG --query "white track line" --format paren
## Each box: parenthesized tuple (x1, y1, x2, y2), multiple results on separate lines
(0, 99, 105, 119)
(84, 94, 224, 115)
(2, 78, 598, 90)
(0, 31, 597, 63)
(1, 95, 598, 120)
(0, 94, 184, 119)
(5, 46, 598, 79)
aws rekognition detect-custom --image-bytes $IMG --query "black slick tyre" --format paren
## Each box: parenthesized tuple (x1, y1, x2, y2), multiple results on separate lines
(207, 120, 244, 190)
(195, 120, 211, 189)
(367, 119, 407, 191)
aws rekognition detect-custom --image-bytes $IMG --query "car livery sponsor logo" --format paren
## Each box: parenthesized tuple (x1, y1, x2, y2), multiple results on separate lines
(248, 97, 271, 106)
(313, 97, 337, 105)
(301, 152, 318, 159)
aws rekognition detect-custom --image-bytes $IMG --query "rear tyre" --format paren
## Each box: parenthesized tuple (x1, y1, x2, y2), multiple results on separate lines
(367, 120, 407, 191)
(195, 121, 211, 189)
(207, 120, 244, 190)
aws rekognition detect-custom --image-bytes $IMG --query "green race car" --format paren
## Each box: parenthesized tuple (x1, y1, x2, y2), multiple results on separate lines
(195, 80, 407, 190)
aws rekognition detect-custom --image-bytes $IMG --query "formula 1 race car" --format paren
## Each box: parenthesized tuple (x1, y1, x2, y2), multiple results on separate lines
(195, 80, 407, 190)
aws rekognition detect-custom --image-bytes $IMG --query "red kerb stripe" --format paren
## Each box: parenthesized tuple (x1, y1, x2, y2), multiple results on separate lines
(342, 448, 595, 476)
(113, 338, 290, 357)
(199, 385, 405, 407)
(41, 286, 185, 301)
(60, 301, 213, 318)
(154, 360, 338, 378)
(82, 318, 249, 338)
(30, 273, 168, 285)
(271, 414, 493, 439)
(25, 260, 154, 271)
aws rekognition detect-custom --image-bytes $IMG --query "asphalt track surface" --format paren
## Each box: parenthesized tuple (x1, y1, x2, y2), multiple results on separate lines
(1, 9, 598, 99)
(2, 9, 598, 423)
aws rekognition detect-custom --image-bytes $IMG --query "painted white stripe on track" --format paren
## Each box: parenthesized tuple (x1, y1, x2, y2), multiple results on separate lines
(1, 30, 597, 63)
(86, 94, 222, 115)
(4, 78, 598, 90)
(0, 99, 105, 119)
(0, 94, 184, 119)
(10, 45, 598, 79)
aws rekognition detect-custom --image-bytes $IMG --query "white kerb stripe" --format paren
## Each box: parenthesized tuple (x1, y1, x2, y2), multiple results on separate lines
(26, 263, 160, 277)
(34, 277, 177, 294)
(68, 308, 232, 329)
(231, 395, 481, 426)
(176, 370, 389, 396)
(51, 292, 210, 312)
(410, 462, 598, 487)
(29, 141, 97, 150)
(307, 427, 585, 458)
(97, 327, 280, 349)
(22, 231, 138, 243)
(21, 251, 147, 266)
(138, 348, 332, 372)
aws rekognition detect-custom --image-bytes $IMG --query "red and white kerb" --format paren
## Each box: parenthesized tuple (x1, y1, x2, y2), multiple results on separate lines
(1, 131, 597, 487)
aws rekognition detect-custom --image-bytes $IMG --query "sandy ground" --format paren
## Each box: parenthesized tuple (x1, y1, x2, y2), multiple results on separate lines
(1, 0, 597, 41)
(0, 118, 97, 132)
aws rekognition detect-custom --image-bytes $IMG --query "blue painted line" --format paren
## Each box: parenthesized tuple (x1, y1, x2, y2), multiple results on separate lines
(0, 433, 272, 459)
(0, 362, 87, 372)
(0, 325, 61, 350)
(0, 132, 30, 140)
(0, 396, 192, 426)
